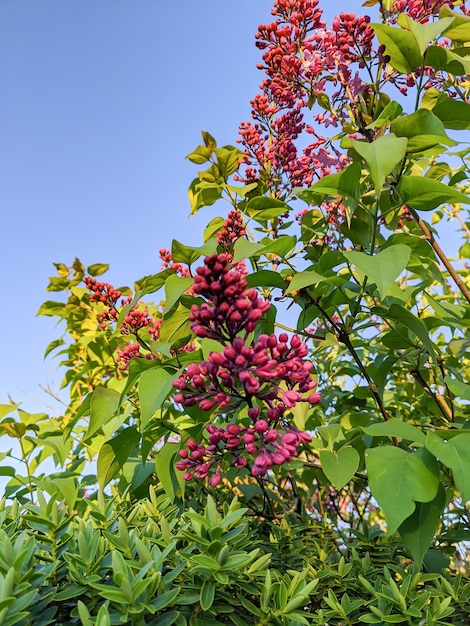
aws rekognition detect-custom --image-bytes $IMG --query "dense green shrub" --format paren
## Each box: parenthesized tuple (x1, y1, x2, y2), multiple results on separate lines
(1, 491, 469, 625)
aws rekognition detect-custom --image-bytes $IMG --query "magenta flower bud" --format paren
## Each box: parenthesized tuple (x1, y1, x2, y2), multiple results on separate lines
(272, 452, 285, 465)
(187, 439, 198, 451)
(176, 461, 188, 471)
(308, 392, 322, 404)
(245, 443, 258, 454)
(199, 399, 216, 411)
(183, 472, 193, 481)
(227, 424, 240, 435)
(209, 351, 226, 366)
(248, 407, 260, 420)
(282, 390, 301, 408)
(191, 449, 205, 461)
(265, 429, 279, 443)
(227, 437, 241, 450)
(178, 449, 189, 459)
(251, 465, 267, 477)
(209, 472, 221, 487)
(243, 431, 255, 444)
(282, 432, 298, 446)
(254, 419, 269, 434)
(233, 455, 247, 469)
(196, 463, 210, 478)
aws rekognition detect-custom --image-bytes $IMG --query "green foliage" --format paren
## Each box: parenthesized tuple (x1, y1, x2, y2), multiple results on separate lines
(0, 492, 469, 625)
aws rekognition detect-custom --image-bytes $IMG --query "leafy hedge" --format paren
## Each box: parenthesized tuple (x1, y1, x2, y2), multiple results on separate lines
(1, 491, 469, 626)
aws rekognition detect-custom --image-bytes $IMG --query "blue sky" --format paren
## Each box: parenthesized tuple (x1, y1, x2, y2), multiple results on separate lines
(0, 0, 401, 414)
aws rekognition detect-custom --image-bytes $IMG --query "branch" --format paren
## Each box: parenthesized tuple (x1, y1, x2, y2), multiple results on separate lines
(409, 208, 470, 305)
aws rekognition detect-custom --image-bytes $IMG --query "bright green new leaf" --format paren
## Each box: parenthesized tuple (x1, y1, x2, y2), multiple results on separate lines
(397, 14, 454, 54)
(164, 275, 193, 313)
(214, 146, 242, 179)
(343, 244, 411, 299)
(371, 24, 423, 73)
(188, 178, 223, 215)
(398, 484, 446, 567)
(87, 387, 121, 440)
(319, 446, 359, 489)
(0, 405, 17, 420)
(366, 447, 440, 534)
(426, 431, 470, 502)
(285, 269, 326, 294)
(440, 5, 470, 42)
(138, 368, 179, 431)
(396, 176, 470, 211)
(350, 134, 408, 193)
(362, 418, 426, 444)
(97, 426, 140, 490)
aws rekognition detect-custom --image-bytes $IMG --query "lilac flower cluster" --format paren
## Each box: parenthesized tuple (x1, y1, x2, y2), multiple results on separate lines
(173, 253, 321, 484)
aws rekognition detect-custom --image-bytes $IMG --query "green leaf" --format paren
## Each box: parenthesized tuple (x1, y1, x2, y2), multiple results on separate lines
(155, 442, 184, 503)
(164, 275, 193, 313)
(86, 263, 110, 277)
(343, 244, 411, 299)
(232, 239, 265, 262)
(319, 446, 359, 489)
(397, 14, 454, 54)
(245, 196, 291, 221)
(363, 418, 425, 443)
(366, 101, 403, 130)
(138, 368, 180, 431)
(159, 303, 192, 343)
(425, 431, 470, 502)
(371, 23, 423, 73)
(298, 162, 362, 204)
(171, 238, 217, 266)
(432, 94, 470, 130)
(444, 376, 470, 400)
(0, 405, 17, 420)
(385, 303, 437, 360)
(398, 484, 446, 567)
(366, 447, 440, 534)
(245, 270, 287, 290)
(425, 45, 470, 75)
(188, 178, 223, 215)
(97, 426, 140, 489)
(285, 269, 326, 294)
(351, 134, 408, 192)
(214, 146, 242, 178)
(186, 144, 212, 164)
(440, 5, 470, 42)
(87, 387, 121, 440)
(396, 176, 470, 211)
(391, 110, 456, 152)
(134, 268, 175, 296)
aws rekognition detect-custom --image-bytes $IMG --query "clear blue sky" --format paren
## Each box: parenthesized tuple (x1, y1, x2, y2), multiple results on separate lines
(0, 0, 398, 414)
